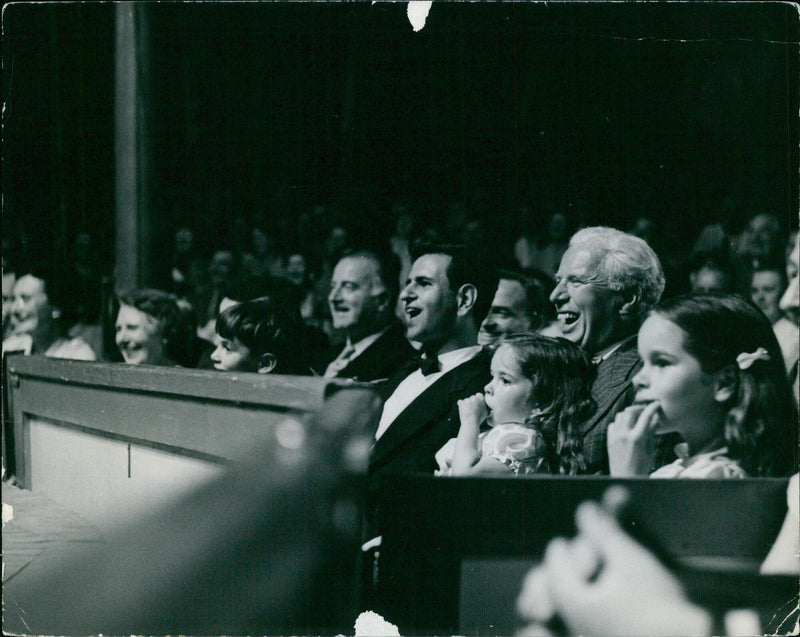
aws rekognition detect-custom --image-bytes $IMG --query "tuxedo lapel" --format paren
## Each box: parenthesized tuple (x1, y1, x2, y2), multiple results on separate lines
(370, 350, 488, 469)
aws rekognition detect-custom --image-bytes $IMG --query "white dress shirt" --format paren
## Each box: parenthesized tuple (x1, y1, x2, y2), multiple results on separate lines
(375, 345, 482, 441)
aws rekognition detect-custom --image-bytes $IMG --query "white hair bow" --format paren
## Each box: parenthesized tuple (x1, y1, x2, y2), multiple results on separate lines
(736, 347, 770, 371)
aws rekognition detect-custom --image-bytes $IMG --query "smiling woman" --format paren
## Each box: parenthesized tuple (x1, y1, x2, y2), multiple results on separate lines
(115, 289, 183, 366)
(2, 270, 97, 361)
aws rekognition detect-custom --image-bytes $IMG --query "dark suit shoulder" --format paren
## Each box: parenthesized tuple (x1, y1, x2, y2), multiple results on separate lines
(342, 322, 416, 383)
(581, 336, 641, 475)
(310, 322, 415, 381)
(369, 348, 491, 476)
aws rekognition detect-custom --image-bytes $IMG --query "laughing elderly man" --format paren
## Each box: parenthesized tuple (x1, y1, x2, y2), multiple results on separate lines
(550, 226, 665, 474)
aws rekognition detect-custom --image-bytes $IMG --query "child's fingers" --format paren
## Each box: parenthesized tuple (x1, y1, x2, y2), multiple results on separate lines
(630, 400, 660, 438)
(609, 404, 644, 433)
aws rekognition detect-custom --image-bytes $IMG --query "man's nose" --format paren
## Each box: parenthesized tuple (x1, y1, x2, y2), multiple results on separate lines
(780, 277, 799, 312)
(549, 280, 566, 304)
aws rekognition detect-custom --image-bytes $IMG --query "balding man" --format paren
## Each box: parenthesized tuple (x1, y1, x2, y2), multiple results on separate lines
(550, 226, 665, 474)
(311, 249, 415, 382)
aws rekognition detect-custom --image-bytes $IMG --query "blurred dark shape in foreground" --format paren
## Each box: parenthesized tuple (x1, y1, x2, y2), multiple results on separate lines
(3, 384, 382, 636)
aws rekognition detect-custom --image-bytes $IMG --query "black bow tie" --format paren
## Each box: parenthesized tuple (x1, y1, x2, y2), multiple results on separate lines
(418, 354, 441, 376)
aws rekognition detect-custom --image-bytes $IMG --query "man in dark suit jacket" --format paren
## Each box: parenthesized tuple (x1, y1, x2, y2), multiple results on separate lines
(477, 268, 549, 349)
(550, 227, 666, 474)
(310, 249, 415, 382)
(369, 243, 497, 482)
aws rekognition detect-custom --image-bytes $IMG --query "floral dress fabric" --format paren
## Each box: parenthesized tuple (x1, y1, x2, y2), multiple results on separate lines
(435, 423, 550, 476)
(649, 444, 748, 479)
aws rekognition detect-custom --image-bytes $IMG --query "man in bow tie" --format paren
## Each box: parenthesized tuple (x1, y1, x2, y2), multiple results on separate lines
(311, 249, 415, 382)
(550, 227, 665, 474)
(369, 242, 497, 485)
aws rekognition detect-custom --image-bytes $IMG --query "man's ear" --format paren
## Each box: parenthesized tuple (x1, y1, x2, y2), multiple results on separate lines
(373, 288, 390, 314)
(258, 353, 278, 374)
(713, 365, 738, 403)
(455, 284, 477, 316)
(618, 290, 640, 319)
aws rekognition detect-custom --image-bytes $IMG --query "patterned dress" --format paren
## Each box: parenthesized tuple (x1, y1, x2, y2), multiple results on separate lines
(649, 444, 748, 479)
(435, 423, 550, 476)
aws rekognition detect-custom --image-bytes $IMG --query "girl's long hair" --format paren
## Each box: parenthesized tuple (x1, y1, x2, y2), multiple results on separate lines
(502, 333, 597, 475)
(654, 293, 797, 477)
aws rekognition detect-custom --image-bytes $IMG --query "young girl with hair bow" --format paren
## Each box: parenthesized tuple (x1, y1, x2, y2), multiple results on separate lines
(608, 294, 797, 478)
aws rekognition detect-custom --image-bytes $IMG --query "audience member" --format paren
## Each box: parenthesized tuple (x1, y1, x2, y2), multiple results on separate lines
(282, 250, 316, 324)
(310, 225, 351, 338)
(733, 212, 787, 294)
(550, 226, 665, 474)
(531, 212, 570, 276)
(369, 243, 497, 483)
(513, 205, 541, 270)
(477, 269, 548, 349)
(750, 261, 798, 378)
(195, 250, 236, 342)
(3, 269, 96, 360)
(608, 294, 796, 478)
(435, 334, 596, 476)
(210, 296, 309, 374)
(388, 204, 416, 292)
(310, 249, 415, 382)
(3, 263, 16, 339)
(115, 289, 183, 366)
(780, 234, 799, 323)
(628, 216, 656, 245)
(738, 212, 785, 264)
(61, 233, 104, 358)
(780, 235, 799, 404)
(241, 227, 283, 280)
(167, 226, 205, 300)
(689, 256, 732, 293)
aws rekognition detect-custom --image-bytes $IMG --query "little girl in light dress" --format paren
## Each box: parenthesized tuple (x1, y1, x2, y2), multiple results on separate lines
(436, 333, 596, 476)
(608, 294, 797, 479)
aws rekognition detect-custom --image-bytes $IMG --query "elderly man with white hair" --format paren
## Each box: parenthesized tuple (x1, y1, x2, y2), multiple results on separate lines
(550, 226, 665, 474)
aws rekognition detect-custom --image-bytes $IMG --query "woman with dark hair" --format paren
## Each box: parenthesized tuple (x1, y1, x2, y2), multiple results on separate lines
(608, 293, 797, 478)
(115, 289, 183, 366)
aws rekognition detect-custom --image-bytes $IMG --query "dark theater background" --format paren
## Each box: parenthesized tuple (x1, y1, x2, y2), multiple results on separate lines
(3, 1, 798, 288)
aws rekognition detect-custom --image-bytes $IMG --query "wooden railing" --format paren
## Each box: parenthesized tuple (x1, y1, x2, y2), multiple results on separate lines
(372, 474, 793, 635)
(5, 355, 330, 527)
